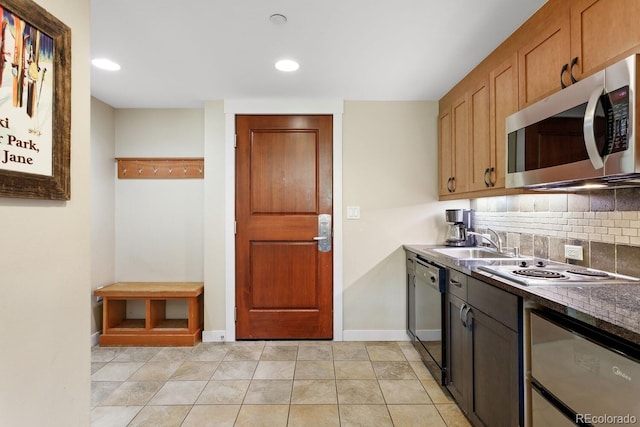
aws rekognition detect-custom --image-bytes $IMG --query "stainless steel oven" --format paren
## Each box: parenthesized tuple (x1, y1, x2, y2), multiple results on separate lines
(410, 256, 446, 384)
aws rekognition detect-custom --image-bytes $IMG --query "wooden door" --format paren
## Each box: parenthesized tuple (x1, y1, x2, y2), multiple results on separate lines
(235, 115, 333, 339)
(570, 0, 640, 81)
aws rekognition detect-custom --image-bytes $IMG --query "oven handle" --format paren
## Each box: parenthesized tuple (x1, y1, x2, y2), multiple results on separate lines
(584, 86, 606, 170)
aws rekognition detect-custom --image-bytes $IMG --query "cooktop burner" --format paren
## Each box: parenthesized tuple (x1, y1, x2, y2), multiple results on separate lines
(513, 269, 566, 279)
(478, 260, 640, 287)
(566, 268, 611, 278)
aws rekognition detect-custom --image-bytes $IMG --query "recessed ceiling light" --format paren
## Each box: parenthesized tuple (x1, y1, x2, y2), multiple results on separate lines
(275, 59, 299, 72)
(92, 58, 121, 71)
(269, 13, 287, 26)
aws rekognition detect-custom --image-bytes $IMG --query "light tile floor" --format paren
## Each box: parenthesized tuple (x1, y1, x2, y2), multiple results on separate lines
(91, 341, 471, 427)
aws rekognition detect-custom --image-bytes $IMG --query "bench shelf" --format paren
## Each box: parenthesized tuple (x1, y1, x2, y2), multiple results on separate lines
(94, 282, 204, 346)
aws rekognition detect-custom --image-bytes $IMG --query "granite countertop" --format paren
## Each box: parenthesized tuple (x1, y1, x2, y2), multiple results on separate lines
(404, 244, 640, 346)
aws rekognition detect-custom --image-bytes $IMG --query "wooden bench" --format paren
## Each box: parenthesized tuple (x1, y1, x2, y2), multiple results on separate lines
(94, 282, 204, 346)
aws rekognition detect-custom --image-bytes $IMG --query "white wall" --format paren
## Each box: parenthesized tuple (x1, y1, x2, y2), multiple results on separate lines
(114, 109, 204, 282)
(107, 101, 467, 341)
(90, 97, 116, 335)
(203, 101, 227, 337)
(342, 101, 466, 338)
(0, 0, 91, 425)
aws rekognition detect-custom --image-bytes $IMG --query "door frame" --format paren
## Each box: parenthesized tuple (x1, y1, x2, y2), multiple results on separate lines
(224, 99, 344, 342)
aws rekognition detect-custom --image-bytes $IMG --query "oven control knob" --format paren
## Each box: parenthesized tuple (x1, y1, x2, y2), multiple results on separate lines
(536, 261, 545, 267)
(520, 261, 528, 267)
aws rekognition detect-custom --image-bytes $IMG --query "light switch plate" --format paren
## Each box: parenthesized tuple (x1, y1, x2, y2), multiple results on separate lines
(346, 206, 360, 219)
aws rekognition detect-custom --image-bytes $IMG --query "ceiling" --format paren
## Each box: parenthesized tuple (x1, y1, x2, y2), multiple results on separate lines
(90, 0, 547, 109)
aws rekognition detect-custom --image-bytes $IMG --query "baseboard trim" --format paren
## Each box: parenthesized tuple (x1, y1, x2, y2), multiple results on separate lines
(342, 329, 412, 342)
(201, 329, 411, 342)
(202, 330, 228, 342)
(91, 331, 100, 347)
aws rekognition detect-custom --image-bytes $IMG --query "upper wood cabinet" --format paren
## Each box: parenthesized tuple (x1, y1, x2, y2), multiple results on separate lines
(437, 0, 640, 200)
(438, 106, 453, 196)
(570, 0, 640, 80)
(439, 97, 470, 196)
(467, 78, 491, 192)
(518, 6, 571, 108)
(489, 55, 519, 190)
(518, 0, 640, 108)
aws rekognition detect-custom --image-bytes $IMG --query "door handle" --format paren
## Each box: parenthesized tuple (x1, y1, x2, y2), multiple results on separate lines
(315, 214, 332, 252)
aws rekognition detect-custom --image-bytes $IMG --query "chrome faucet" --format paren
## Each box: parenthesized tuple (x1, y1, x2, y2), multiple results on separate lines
(467, 228, 503, 253)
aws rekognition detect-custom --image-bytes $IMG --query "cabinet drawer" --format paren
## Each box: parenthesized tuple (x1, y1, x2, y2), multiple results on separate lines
(447, 269, 468, 300)
(468, 278, 518, 331)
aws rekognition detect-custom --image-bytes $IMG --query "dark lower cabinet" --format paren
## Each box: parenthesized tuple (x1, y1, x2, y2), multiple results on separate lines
(446, 276, 522, 427)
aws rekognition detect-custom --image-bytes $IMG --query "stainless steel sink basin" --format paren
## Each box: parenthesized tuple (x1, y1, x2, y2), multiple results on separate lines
(433, 247, 514, 260)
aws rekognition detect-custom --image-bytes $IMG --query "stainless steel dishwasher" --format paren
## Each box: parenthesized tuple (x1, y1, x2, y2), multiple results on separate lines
(411, 256, 446, 385)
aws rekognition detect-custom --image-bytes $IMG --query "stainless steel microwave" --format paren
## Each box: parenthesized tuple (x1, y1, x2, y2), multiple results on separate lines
(505, 54, 640, 190)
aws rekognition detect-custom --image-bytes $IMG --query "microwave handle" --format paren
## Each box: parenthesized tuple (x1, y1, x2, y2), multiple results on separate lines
(584, 86, 606, 170)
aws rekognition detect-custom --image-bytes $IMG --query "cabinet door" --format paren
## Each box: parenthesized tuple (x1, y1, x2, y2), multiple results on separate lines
(438, 106, 453, 196)
(518, 9, 570, 107)
(445, 293, 469, 409)
(467, 308, 520, 427)
(451, 96, 469, 194)
(468, 78, 491, 192)
(489, 55, 518, 190)
(570, 0, 640, 80)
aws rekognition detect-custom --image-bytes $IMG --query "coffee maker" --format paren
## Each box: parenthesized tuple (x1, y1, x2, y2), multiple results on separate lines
(445, 209, 474, 246)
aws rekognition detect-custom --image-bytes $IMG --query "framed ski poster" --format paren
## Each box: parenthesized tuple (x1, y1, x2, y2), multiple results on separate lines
(0, 0, 70, 200)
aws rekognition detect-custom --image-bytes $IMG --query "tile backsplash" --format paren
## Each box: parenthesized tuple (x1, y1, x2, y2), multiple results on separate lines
(470, 189, 640, 277)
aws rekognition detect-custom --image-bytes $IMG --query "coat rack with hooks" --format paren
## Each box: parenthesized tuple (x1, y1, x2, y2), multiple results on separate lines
(116, 158, 204, 179)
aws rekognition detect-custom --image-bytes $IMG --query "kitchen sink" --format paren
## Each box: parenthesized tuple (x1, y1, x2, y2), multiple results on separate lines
(433, 247, 515, 260)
